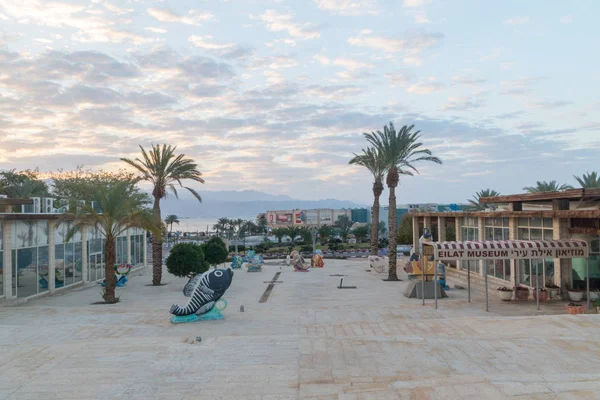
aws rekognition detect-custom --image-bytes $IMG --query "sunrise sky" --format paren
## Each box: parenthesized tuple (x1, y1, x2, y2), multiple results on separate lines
(0, 0, 598, 204)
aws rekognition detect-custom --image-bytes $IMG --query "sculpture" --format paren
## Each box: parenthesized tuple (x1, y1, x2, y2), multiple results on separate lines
(230, 255, 243, 269)
(368, 255, 388, 274)
(291, 250, 308, 272)
(101, 263, 131, 287)
(311, 249, 324, 268)
(170, 268, 234, 323)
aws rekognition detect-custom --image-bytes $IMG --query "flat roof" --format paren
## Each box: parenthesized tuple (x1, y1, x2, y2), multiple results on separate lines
(0, 213, 66, 221)
(479, 188, 600, 204)
(0, 198, 34, 206)
(410, 209, 600, 218)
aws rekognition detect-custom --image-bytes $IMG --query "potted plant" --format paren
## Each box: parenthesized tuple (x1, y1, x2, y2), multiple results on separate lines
(567, 302, 585, 315)
(515, 286, 530, 301)
(496, 287, 513, 301)
(546, 282, 560, 299)
(567, 287, 584, 302)
(532, 288, 548, 302)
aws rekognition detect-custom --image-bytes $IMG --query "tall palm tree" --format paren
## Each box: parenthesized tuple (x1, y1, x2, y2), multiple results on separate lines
(121, 144, 204, 286)
(62, 181, 158, 303)
(164, 214, 179, 233)
(349, 147, 386, 256)
(213, 217, 229, 237)
(467, 189, 501, 211)
(574, 172, 600, 188)
(523, 181, 573, 193)
(365, 122, 442, 281)
(270, 227, 287, 244)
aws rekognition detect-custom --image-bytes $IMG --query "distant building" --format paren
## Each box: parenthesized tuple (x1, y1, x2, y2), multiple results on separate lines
(263, 208, 368, 228)
(370, 204, 467, 225)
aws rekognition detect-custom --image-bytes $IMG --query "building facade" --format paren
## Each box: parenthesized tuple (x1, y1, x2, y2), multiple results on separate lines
(410, 190, 600, 294)
(264, 208, 356, 228)
(0, 199, 147, 302)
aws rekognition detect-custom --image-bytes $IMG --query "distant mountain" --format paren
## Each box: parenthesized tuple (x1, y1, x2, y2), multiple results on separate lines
(160, 190, 366, 218)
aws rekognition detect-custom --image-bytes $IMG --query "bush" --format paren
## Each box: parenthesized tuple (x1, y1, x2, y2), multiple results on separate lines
(255, 241, 273, 254)
(229, 245, 246, 252)
(203, 237, 229, 267)
(300, 245, 312, 252)
(166, 243, 209, 278)
(378, 238, 388, 249)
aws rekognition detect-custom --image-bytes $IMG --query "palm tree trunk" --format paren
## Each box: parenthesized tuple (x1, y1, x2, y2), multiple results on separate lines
(370, 193, 380, 256)
(388, 186, 398, 280)
(103, 235, 117, 303)
(152, 196, 163, 285)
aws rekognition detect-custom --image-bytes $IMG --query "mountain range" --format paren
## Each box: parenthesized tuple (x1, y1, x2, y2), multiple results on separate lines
(160, 190, 366, 218)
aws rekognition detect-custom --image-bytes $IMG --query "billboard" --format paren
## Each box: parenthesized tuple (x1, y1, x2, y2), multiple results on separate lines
(276, 214, 291, 222)
(408, 204, 437, 213)
(295, 212, 303, 224)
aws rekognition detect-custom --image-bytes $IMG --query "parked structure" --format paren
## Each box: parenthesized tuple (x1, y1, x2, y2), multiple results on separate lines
(410, 190, 600, 296)
(0, 199, 147, 302)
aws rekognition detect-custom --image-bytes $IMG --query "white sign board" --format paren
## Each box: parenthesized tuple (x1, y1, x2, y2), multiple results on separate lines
(428, 245, 588, 260)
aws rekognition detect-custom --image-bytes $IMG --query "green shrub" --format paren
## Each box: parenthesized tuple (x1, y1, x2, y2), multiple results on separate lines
(166, 243, 209, 278)
(300, 245, 312, 252)
(203, 237, 229, 267)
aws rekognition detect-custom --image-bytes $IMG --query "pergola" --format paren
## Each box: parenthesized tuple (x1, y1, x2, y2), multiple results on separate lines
(422, 239, 589, 311)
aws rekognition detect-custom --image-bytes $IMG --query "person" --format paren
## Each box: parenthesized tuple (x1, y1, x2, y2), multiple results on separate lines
(437, 261, 449, 290)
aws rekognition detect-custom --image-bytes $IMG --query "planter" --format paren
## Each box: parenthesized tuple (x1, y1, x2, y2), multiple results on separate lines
(567, 304, 585, 315)
(497, 290, 513, 301)
(589, 291, 600, 301)
(516, 288, 530, 301)
(533, 290, 548, 302)
(548, 288, 559, 299)
(568, 290, 584, 302)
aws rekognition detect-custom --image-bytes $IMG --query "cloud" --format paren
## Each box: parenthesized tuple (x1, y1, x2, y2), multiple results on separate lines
(503, 16, 529, 25)
(495, 111, 526, 120)
(304, 84, 363, 100)
(147, 7, 214, 26)
(314, 54, 373, 70)
(500, 76, 544, 96)
(145, 27, 167, 34)
(313, 0, 380, 16)
(188, 36, 255, 60)
(560, 15, 574, 24)
(452, 74, 486, 86)
(347, 30, 443, 60)
(441, 96, 484, 111)
(403, 0, 429, 7)
(528, 100, 574, 109)
(407, 79, 444, 94)
(384, 72, 412, 86)
(257, 10, 320, 40)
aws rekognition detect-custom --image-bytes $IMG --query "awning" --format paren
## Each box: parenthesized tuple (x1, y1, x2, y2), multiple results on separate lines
(423, 240, 588, 260)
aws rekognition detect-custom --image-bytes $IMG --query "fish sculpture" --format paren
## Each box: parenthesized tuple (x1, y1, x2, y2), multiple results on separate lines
(169, 268, 234, 323)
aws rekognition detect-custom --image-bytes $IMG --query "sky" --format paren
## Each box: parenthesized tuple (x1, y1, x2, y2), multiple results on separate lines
(0, 0, 598, 206)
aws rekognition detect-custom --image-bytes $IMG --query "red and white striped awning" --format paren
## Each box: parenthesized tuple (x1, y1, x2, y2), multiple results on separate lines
(423, 240, 588, 260)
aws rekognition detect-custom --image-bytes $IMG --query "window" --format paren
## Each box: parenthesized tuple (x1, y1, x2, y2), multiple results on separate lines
(516, 218, 555, 287)
(484, 219, 511, 281)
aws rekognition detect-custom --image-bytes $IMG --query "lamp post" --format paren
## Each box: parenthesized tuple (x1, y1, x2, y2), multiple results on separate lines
(308, 218, 318, 254)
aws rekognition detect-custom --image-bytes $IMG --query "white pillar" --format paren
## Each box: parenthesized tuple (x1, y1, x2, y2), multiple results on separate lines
(126, 229, 132, 265)
(3, 221, 13, 299)
(143, 231, 148, 268)
(412, 216, 419, 251)
(509, 217, 518, 287)
(478, 217, 485, 277)
(48, 221, 56, 294)
(455, 217, 462, 270)
(438, 217, 447, 242)
(81, 226, 88, 283)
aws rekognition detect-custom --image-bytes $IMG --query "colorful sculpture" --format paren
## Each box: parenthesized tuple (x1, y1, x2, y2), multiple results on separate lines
(230, 255, 243, 269)
(170, 268, 234, 323)
(291, 250, 309, 272)
(368, 255, 388, 274)
(311, 249, 324, 268)
(101, 263, 131, 287)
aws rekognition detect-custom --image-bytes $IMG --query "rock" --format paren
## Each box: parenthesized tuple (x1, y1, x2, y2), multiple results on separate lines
(239, 305, 245, 312)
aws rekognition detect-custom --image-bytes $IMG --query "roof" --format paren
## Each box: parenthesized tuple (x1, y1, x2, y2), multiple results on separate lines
(410, 209, 600, 218)
(479, 188, 600, 204)
(423, 239, 588, 260)
(0, 198, 34, 206)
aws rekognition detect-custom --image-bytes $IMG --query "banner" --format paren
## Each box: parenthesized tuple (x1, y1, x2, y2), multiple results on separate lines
(427, 246, 588, 260)
(276, 214, 290, 222)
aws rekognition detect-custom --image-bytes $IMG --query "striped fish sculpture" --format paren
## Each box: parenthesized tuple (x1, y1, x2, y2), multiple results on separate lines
(169, 269, 234, 317)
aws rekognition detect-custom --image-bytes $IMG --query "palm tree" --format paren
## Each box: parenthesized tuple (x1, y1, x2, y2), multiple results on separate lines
(379, 220, 387, 238)
(467, 189, 501, 211)
(62, 181, 158, 303)
(213, 217, 229, 237)
(121, 144, 204, 286)
(365, 122, 442, 281)
(523, 181, 573, 193)
(164, 214, 180, 233)
(574, 172, 600, 188)
(318, 225, 332, 245)
(270, 227, 287, 244)
(349, 147, 386, 256)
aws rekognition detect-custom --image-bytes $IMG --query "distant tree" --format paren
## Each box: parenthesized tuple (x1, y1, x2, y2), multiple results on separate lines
(203, 237, 229, 267)
(318, 225, 332, 245)
(213, 217, 229, 237)
(523, 181, 573, 193)
(352, 225, 369, 243)
(270, 227, 287, 244)
(164, 214, 180, 233)
(396, 214, 413, 245)
(467, 189, 501, 211)
(378, 221, 387, 237)
(574, 172, 600, 188)
(166, 243, 209, 278)
(335, 215, 353, 242)
(257, 214, 268, 234)
(121, 144, 204, 286)
(285, 226, 311, 245)
(0, 169, 49, 200)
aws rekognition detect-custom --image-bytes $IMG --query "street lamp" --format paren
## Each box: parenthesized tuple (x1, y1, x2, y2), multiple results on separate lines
(308, 218, 318, 254)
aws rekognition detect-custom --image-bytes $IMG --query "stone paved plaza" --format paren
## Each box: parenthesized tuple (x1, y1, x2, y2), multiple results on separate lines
(2, 259, 600, 399)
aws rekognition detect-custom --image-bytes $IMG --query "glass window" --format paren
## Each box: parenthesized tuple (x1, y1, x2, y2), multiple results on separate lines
(64, 242, 74, 287)
(494, 218, 503, 227)
(531, 218, 542, 228)
(485, 227, 494, 241)
(494, 228, 504, 240)
(73, 242, 82, 283)
(17, 247, 38, 298)
(543, 218, 553, 228)
(485, 218, 494, 226)
(502, 218, 510, 227)
(55, 244, 65, 289)
(530, 229, 543, 241)
(518, 218, 529, 227)
(542, 228, 554, 240)
(38, 245, 48, 293)
(518, 228, 529, 240)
